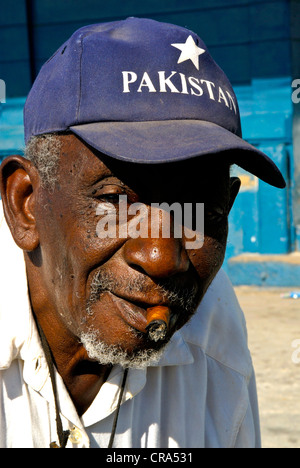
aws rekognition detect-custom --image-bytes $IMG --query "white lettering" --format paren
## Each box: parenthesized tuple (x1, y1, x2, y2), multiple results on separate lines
(96, 202, 117, 238)
(106, 453, 141, 465)
(292, 79, 300, 104)
(226, 91, 237, 114)
(117, 195, 128, 238)
(0, 79, 6, 103)
(150, 203, 183, 239)
(188, 76, 203, 96)
(158, 71, 180, 93)
(137, 72, 156, 92)
(95, 196, 204, 249)
(122, 71, 138, 93)
(200, 79, 216, 100)
(121, 71, 237, 113)
(179, 73, 189, 94)
(218, 86, 229, 107)
(292, 339, 300, 364)
(127, 202, 149, 238)
(183, 203, 204, 249)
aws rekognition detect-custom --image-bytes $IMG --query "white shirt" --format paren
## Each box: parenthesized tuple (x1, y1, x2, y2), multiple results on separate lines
(0, 205, 260, 448)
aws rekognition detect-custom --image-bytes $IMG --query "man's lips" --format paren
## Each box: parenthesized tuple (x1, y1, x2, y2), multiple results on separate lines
(105, 291, 151, 334)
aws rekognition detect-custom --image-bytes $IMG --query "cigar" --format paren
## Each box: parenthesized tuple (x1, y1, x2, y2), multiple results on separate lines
(146, 306, 170, 342)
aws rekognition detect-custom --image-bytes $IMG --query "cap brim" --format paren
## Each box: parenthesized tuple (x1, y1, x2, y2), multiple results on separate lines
(70, 120, 286, 189)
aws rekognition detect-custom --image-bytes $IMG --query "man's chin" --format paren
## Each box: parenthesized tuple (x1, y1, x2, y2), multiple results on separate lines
(80, 331, 167, 369)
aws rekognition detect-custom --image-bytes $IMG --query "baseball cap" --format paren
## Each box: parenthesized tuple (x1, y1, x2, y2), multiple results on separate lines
(24, 17, 285, 188)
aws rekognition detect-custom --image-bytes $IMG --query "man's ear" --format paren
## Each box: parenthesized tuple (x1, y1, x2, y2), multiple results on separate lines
(0, 155, 40, 251)
(228, 177, 241, 213)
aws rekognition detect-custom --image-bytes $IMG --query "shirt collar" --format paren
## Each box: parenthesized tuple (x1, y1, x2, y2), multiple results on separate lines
(81, 332, 194, 427)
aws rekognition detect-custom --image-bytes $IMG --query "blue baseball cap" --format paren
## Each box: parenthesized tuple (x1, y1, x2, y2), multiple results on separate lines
(24, 17, 285, 188)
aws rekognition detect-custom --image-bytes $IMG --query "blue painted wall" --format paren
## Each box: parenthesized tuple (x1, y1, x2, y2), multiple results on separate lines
(0, 0, 299, 285)
(223, 77, 298, 285)
(226, 78, 293, 258)
(0, 0, 296, 97)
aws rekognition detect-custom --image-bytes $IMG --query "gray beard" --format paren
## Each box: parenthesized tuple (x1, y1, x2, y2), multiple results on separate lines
(80, 330, 166, 369)
(81, 269, 198, 368)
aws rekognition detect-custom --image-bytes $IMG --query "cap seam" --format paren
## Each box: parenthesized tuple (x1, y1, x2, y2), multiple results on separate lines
(76, 30, 102, 124)
(76, 33, 90, 124)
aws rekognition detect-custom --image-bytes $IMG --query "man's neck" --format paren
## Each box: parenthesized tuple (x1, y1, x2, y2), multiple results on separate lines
(26, 257, 112, 416)
(36, 312, 111, 416)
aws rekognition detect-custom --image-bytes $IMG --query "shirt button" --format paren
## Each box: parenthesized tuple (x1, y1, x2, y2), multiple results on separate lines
(69, 426, 83, 444)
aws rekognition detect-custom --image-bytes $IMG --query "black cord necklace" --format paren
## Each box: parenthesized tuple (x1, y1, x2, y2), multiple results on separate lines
(36, 320, 70, 448)
(108, 367, 128, 448)
(36, 320, 128, 448)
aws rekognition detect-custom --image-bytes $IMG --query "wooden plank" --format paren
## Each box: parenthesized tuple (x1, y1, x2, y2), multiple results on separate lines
(30, 6, 252, 83)
(0, 0, 31, 97)
(0, 61, 31, 97)
(0, 0, 27, 26)
(31, 0, 250, 25)
(250, 40, 291, 78)
(258, 144, 290, 254)
(0, 25, 30, 62)
(249, 1, 291, 42)
(210, 44, 251, 84)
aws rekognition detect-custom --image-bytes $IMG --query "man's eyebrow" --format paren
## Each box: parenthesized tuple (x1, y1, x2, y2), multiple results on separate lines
(89, 174, 127, 190)
(88, 170, 116, 186)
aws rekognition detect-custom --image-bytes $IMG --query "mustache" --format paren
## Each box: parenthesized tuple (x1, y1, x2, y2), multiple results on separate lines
(88, 269, 199, 316)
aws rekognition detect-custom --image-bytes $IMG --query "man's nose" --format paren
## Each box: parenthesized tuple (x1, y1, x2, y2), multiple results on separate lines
(123, 236, 190, 279)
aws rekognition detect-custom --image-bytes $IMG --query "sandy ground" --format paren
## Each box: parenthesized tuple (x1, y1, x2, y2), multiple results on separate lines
(234, 286, 300, 449)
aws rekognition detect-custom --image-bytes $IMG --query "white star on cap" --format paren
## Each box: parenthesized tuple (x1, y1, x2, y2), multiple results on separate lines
(171, 35, 205, 70)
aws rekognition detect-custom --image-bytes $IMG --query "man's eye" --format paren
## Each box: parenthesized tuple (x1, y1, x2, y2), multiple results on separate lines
(92, 184, 126, 204)
(205, 207, 226, 222)
(97, 193, 122, 204)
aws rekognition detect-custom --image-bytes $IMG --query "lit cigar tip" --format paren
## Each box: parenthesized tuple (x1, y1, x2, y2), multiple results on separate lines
(146, 306, 170, 342)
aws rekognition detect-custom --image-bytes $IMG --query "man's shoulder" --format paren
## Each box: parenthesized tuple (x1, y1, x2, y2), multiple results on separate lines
(180, 269, 253, 379)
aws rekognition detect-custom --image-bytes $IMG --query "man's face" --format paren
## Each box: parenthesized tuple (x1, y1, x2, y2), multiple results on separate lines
(29, 134, 233, 366)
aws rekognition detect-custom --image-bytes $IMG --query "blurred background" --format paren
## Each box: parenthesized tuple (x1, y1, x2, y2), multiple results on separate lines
(0, 0, 299, 449)
(1, 0, 299, 286)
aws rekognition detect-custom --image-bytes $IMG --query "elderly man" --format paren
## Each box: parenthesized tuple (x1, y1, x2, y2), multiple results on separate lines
(0, 18, 284, 448)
